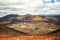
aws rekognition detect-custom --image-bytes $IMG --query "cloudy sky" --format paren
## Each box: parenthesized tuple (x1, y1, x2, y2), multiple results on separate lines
(0, 0, 60, 17)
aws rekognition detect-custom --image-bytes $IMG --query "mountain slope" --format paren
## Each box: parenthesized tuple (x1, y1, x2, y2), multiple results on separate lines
(0, 14, 60, 36)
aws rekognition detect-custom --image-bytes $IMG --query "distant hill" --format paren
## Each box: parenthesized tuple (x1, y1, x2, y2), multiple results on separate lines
(2, 14, 19, 19)
(46, 15, 60, 19)
(0, 14, 59, 22)
(0, 14, 20, 24)
(0, 14, 19, 21)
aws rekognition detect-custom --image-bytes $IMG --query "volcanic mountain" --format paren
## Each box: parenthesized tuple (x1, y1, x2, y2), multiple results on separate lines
(0, 14, 60, 36)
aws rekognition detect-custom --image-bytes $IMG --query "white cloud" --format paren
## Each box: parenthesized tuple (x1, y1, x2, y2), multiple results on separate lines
(0, 0, 19, 4)
(0, 0, 60, 17)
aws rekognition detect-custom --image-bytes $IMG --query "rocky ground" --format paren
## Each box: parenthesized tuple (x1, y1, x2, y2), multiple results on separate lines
(6, 21, 60, 36)
(0, 14, 60, 36)
(0, 26, 60, 37)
